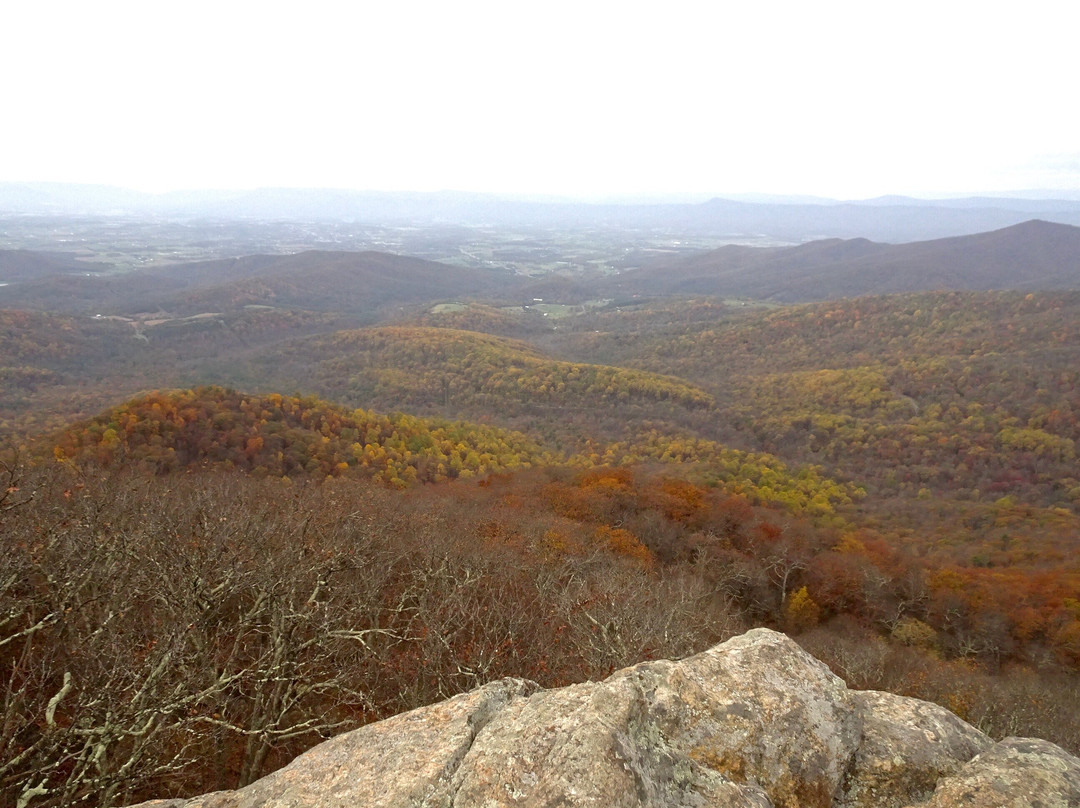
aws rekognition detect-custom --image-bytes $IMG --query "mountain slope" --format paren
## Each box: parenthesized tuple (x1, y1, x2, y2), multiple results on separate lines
(555, 290, 1080, 568)
(612, 220, 1080, 302)
(0, 249, 107, 283)
(0, 250, 512, 316)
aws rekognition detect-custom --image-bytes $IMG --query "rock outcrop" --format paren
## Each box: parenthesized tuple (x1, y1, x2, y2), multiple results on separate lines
(131, 628, 1080, 808)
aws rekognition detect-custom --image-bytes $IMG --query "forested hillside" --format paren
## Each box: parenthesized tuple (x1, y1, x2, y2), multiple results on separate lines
(51, 387, 554, 485)
(553, 290, 1080, 560)
(214, 326, 716, 448)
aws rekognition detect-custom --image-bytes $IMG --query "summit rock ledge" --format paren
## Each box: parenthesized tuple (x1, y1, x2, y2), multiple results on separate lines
(130, 627, 1080, 808)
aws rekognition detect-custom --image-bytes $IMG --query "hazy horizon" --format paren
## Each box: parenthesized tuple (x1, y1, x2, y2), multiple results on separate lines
(5, 180, 1080, 206)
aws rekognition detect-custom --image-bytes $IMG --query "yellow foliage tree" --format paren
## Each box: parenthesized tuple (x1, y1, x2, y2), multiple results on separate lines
(784, 586, 821, 633)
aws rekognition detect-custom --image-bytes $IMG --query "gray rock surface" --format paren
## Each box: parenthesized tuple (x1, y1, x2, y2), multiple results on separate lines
(128, 628, 1079, 808)
(840, 690, 992, 807)
(920, 736, 1080, 808)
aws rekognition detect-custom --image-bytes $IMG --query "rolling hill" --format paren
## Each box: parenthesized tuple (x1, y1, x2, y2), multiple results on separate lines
(51, 386, 556, 485)
(210, 325, 718, 448)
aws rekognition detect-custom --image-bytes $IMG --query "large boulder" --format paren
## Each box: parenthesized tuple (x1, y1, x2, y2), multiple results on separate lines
(130, 628, 1078, 808)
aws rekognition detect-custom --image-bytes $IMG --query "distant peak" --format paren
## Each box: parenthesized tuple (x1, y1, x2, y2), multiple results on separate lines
(994, 218, 1080, 235)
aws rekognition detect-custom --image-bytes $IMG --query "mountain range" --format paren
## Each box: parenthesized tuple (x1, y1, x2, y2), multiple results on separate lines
(5, 219, 1078, 312)
(4, 183, 1080, 243)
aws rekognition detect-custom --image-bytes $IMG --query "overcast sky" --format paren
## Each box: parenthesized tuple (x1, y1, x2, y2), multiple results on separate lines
(3, 1, 1077, 200)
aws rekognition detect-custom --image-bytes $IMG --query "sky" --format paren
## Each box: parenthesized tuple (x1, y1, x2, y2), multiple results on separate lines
(2, 1, 1078, 200)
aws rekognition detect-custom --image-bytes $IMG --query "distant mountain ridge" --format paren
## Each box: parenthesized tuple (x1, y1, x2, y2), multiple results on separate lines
(0, 249, 104, 282)
(0, 250, 512, 317)
(3, 182, 1080, 242)
(610, 219, 1080, 302)
(4, 220, 1080, 314)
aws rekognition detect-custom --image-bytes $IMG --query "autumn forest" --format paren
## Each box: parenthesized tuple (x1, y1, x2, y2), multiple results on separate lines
(2, 217, 1080, 807)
